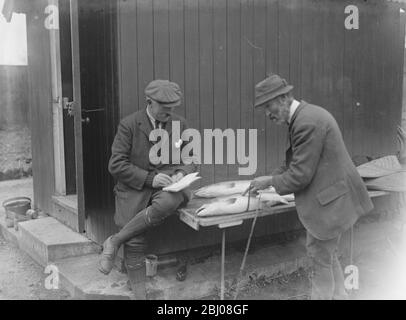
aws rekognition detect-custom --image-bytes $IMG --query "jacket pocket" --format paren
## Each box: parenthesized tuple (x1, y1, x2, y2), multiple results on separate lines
(317, 180, 349, 206)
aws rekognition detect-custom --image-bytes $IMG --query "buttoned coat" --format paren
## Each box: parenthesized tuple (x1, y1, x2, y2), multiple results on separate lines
(108, 109, 196, 227)
(272, 101, 373, 240)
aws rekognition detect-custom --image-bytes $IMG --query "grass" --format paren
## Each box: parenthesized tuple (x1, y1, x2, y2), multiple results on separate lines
(0, 126, 32, 181)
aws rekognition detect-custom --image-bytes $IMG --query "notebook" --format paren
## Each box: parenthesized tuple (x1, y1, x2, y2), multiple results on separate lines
(163, 172, 201, 192)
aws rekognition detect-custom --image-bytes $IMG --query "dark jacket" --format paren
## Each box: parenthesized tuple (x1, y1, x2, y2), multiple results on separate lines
(108, 109, 196, 227)
(272, 101, 373, 240)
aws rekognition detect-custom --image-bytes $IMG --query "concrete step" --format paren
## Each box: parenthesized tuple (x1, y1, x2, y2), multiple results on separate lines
(52, 195, 79, 232)
(17, 217, 100, 266)
(53, 237, 310, 300)
(55, 254, 132, 300)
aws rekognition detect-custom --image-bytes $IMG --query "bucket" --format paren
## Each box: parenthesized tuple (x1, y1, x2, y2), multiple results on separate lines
(145, 254, 158, 277)
(2, 197, 31, 219)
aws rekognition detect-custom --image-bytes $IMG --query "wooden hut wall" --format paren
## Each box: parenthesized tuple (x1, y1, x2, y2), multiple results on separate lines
(26, 0, 55, 214)
(117, 0, 404, 182)
(80, 0, 404, 252)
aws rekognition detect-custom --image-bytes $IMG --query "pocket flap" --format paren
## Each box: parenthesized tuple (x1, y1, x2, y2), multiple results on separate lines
(317, 180, 348, 206)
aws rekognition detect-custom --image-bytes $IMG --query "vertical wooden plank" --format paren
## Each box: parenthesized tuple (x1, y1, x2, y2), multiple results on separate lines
(118, 0, 138, 118)
(105, 0, 120, 239)
(169, 0, 185, 117)
(359, 3, 377, 158)
(386, 4, 401, 154)
(369, 1, 382, 157)
(342, 0, 362, 156)
(378, 2, 392, 156)
(70, 0, 85, 233)
(276, 0, 291, 166)
(288, 0, 302, 98)
(213, 0, 228, 183)
(226, 0, 241, 180)
(398, 10, 406, 131)
(59, 0, 76, 195)
(199, 0, 215, 186)
(240, 0, 254, 177)
(137, 0, 154, 108)
(184, 0, 200, 129)
(321, 0, 345, 134)
(184, 0, 201, 187)
(49, 0, 67, 196)
(265, 0, 279, 174)
(153, 0, 170, 79)
(350, 1, 369, 158)
(253, 0, 267, 177)
(26, 0, 55, 214)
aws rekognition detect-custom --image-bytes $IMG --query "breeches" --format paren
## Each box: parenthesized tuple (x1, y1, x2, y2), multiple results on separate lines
(114, 190, 186, 255)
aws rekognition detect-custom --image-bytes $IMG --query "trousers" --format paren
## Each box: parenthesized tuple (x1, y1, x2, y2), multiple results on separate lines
(113, 189, 186, 258)
(306, 231, 349, 300)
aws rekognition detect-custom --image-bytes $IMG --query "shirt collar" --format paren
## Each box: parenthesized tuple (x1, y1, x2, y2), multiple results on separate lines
(288, 99, 300, 124)
(146, 105, 160, 129)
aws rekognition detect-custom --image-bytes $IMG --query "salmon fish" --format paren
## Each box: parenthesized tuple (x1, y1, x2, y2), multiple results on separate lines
(196, 195, 260, 217)
(194, 180, 276, 198)
(257, 190, 294, 203)
(196, 193, 289, 217)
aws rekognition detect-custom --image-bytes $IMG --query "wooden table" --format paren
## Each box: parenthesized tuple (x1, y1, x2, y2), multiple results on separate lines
(178, 190, 389, 300)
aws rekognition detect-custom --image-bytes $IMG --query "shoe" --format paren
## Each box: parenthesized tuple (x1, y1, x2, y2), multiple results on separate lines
(98, 236, 119, 275)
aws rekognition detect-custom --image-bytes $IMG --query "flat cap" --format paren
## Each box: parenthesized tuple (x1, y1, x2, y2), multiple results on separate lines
(254, 74, 293, 107)
(145, 79, 182, 107)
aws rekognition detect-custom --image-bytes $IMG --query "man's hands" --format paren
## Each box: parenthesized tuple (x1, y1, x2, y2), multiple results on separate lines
(152, 173, 173, 188)
(151, 172, 185, 188)
(171, 171, 185, 183)
(243, 176, 273, 195)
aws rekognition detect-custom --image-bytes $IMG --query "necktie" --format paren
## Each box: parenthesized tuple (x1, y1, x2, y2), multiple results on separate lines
(155, 120, 166, 130)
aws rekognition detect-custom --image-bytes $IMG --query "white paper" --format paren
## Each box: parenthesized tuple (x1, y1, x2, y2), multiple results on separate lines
(163, 172, 201, 192)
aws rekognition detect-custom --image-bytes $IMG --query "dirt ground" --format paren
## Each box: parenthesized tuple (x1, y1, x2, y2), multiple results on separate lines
(237, 219, 406, 300)
(1, 179, 405, 300)
(0, 178, 71, 300)
(0, 234, 71, 300)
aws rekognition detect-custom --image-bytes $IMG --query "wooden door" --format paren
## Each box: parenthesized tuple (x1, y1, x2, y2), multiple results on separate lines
(76, 0, 118, 242)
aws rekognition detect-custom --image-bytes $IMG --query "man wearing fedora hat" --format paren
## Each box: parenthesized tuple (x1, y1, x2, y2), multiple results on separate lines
(98, 79, 196, 299)
(247, 74, 373, 300)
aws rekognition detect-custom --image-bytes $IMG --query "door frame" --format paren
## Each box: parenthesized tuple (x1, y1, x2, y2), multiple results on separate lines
(69, 0, 85, 233)
(48, 0, 86, 233)
(48, 0, 66, 196)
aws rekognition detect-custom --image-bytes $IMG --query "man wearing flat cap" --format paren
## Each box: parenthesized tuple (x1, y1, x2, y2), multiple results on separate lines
(247, 74, 373, 300)
(99, 79, 196, 299)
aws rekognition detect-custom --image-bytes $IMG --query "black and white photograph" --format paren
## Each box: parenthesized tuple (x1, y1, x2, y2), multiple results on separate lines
(0, 0, 406, 305)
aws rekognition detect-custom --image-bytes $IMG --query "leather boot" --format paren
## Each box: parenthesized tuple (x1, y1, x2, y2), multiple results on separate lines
(98, 235, 119, 275)
(113, 208, 151, 245)
(124, 244, 147, 300)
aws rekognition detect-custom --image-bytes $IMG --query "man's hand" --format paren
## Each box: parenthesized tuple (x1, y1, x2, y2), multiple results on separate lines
(171, 171, 185, 183)
(244, 176, 273, 195)
(152, 173, 173, 188)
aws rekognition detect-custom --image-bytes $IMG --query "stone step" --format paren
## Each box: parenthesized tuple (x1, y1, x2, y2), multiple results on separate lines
(17, 217, 100, 266)
(53, 237, 310, 300)
(52, 195, 79, 232)
(55, 254, 132, 300)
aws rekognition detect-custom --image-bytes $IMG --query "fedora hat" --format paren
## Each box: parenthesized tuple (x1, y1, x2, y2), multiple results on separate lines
(254, 74, 293, 108)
